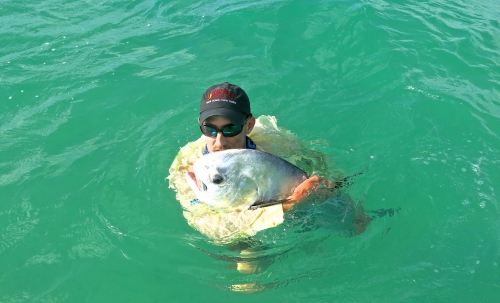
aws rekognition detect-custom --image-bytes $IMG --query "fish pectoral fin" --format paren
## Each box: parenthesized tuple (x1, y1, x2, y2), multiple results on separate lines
(248, 199, 289, 210)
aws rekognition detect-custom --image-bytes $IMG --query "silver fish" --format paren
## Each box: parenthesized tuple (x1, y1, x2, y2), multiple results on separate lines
(185, 149, 309, 210)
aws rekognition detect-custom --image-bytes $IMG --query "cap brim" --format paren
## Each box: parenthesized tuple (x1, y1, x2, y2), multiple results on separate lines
(199, 108, 247, 125)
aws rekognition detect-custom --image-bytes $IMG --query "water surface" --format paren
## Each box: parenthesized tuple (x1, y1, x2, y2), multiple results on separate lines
(1, 0, 499, 302)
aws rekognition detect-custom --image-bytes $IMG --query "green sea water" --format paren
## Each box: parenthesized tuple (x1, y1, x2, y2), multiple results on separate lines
(1, 0, 500, 302)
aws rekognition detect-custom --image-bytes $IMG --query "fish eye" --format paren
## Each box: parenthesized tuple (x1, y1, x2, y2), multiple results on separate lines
(212, 174, 224, 184)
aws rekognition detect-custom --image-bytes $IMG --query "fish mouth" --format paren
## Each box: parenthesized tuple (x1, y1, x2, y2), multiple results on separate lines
(185, 171, 206, 192)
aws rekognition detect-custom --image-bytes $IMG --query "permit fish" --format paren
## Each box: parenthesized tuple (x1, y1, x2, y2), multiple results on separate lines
(185, 149, 320, 210)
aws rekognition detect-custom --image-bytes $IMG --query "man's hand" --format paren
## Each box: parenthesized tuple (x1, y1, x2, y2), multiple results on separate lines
(282, 175, 321, 212)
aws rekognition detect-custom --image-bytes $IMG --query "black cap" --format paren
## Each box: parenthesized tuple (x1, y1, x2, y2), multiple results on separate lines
(199, 82, 251, 125)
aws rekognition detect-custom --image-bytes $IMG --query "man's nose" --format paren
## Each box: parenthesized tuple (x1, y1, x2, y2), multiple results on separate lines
(214, 132, 226, 147)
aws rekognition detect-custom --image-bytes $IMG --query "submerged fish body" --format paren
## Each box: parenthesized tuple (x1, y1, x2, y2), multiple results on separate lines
(185, 149, 308, 210)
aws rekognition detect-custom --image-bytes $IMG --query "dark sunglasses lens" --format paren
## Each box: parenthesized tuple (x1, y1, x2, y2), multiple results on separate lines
(202, 125, 218, 137)
(201, 125, 243, 138)
(222, 125, 242, 137)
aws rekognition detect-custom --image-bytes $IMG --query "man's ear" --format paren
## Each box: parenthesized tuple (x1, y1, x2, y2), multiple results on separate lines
(246, 116, 256, 134)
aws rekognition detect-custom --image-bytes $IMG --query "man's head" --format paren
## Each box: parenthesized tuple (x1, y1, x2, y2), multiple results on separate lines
(199, 82, 256, 152)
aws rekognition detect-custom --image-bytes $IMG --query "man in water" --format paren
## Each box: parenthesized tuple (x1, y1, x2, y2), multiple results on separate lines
(168, 82, 371, 278)
(196, 82, 315, 212)
(168, 82, 369, 245)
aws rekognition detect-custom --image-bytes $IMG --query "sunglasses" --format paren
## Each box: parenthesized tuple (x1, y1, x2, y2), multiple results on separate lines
(200, 116, 251, 138)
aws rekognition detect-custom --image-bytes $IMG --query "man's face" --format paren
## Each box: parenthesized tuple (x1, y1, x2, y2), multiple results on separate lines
(201, 115, 255, 153)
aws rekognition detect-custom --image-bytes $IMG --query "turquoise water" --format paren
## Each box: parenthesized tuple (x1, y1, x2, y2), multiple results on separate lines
(1, 0, 500, 301)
